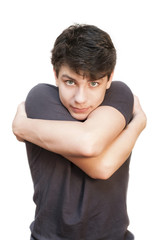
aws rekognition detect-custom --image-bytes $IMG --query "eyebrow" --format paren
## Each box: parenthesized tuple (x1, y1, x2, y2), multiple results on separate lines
(61, 74, 76, 81)
(61, 74, 103, 82)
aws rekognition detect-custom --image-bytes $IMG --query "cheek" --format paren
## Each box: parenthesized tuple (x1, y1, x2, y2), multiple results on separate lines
(59, 87, 72, 106)
(92, 89, 106, 106)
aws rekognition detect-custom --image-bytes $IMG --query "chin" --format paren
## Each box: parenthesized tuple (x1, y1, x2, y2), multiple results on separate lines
(71, 113, 88, 121)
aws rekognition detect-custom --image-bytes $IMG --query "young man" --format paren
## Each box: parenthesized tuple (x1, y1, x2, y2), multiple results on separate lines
(13, 24, 146, 240)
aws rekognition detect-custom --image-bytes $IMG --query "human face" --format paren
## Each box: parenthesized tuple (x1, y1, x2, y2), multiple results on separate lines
(54, 66, 113, 120)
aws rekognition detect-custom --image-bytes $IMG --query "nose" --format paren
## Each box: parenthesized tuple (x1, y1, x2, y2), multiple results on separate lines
(74, 87, 87, 104)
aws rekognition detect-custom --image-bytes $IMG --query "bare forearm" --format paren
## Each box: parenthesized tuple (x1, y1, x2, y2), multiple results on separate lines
(13, 97, 146, 180)
(64, 111, 146, 179)
(98, 112, 146, 179)
(15, 117, 89, 157)
(13, 105, 125, 157)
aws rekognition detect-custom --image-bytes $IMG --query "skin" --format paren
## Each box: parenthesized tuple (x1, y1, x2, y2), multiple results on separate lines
(12, 66, 147, 179)
(54, 65, 113, 121)
(12, 96, 146, 179)
(13, 66, 126, 158)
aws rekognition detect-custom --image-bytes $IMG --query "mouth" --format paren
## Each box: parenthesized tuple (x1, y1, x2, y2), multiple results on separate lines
(71, 106, 90, 114)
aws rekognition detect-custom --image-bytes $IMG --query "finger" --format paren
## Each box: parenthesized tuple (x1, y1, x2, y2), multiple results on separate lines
(17, 101, 27, 117)
(16, 136, 25, 142)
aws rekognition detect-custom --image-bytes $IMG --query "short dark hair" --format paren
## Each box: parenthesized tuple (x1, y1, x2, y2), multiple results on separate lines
(51, 24, 116, 80)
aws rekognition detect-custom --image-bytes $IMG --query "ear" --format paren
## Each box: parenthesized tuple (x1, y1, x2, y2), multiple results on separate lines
(106, 71, 114, 89)
(53, 68, 59, 86)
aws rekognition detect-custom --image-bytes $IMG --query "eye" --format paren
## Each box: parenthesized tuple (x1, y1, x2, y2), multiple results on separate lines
(89, 81, 99, 87)
(65, 80, 75, 86)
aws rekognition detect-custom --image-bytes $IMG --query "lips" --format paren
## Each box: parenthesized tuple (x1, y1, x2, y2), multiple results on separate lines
(71, 106, 90, 113)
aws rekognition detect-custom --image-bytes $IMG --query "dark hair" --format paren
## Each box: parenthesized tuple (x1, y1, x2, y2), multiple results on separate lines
(51, 24, 116, 80)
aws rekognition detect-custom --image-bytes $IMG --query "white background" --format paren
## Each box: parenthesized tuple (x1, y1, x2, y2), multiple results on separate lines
(0, 0, 159, 239)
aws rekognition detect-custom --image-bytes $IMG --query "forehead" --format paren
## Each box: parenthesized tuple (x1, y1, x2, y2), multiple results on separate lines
(58, 65, 107, 82)
(58, 65, 88, 80)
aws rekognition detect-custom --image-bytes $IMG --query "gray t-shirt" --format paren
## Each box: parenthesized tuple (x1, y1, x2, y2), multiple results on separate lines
(25, 81, 134, 240)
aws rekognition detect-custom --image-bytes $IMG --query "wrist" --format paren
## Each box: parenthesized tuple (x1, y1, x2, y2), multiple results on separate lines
(12, 102, 28, 141)
(131, 111, 147, 132)
(12, 116, 28, 141)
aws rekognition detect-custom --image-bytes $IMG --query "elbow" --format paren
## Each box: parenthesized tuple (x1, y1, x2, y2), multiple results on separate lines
(79, 135, 103, 158)
(79, 146, 101, 158)
(94, 170, 113, 180)
(89, 164, 114, 180)
(79, 147, 98, 158)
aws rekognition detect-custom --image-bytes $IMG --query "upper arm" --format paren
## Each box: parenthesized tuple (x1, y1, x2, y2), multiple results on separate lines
(82, 81, 134, 156)
(25, 83, 76, 121)
(82, 106, 126, 157)
(24, 81, 134, 179)
(25, 81, 133, 158)
(102, 81, 134, 126)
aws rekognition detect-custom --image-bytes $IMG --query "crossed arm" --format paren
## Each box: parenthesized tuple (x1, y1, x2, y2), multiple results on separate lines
(12, 96, 146, 179)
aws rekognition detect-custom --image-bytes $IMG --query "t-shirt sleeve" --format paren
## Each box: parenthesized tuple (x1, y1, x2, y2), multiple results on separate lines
(25, 83, 76, 121)
(101, 81, 134, 125)
(25, 81, 133, 126)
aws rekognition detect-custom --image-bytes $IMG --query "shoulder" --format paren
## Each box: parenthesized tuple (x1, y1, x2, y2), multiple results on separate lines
(26, 83, 58, 101)
(101, 81, 134, 125)
(25, 83, 59, 117)
(25, 83, 60, 105)
(25, 83, 75, 121)
(107, 81, 133, 97)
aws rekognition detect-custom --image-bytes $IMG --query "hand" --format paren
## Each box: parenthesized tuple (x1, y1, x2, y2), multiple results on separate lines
(12, 102, 27, 142)
(133, 95, 147, 130)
